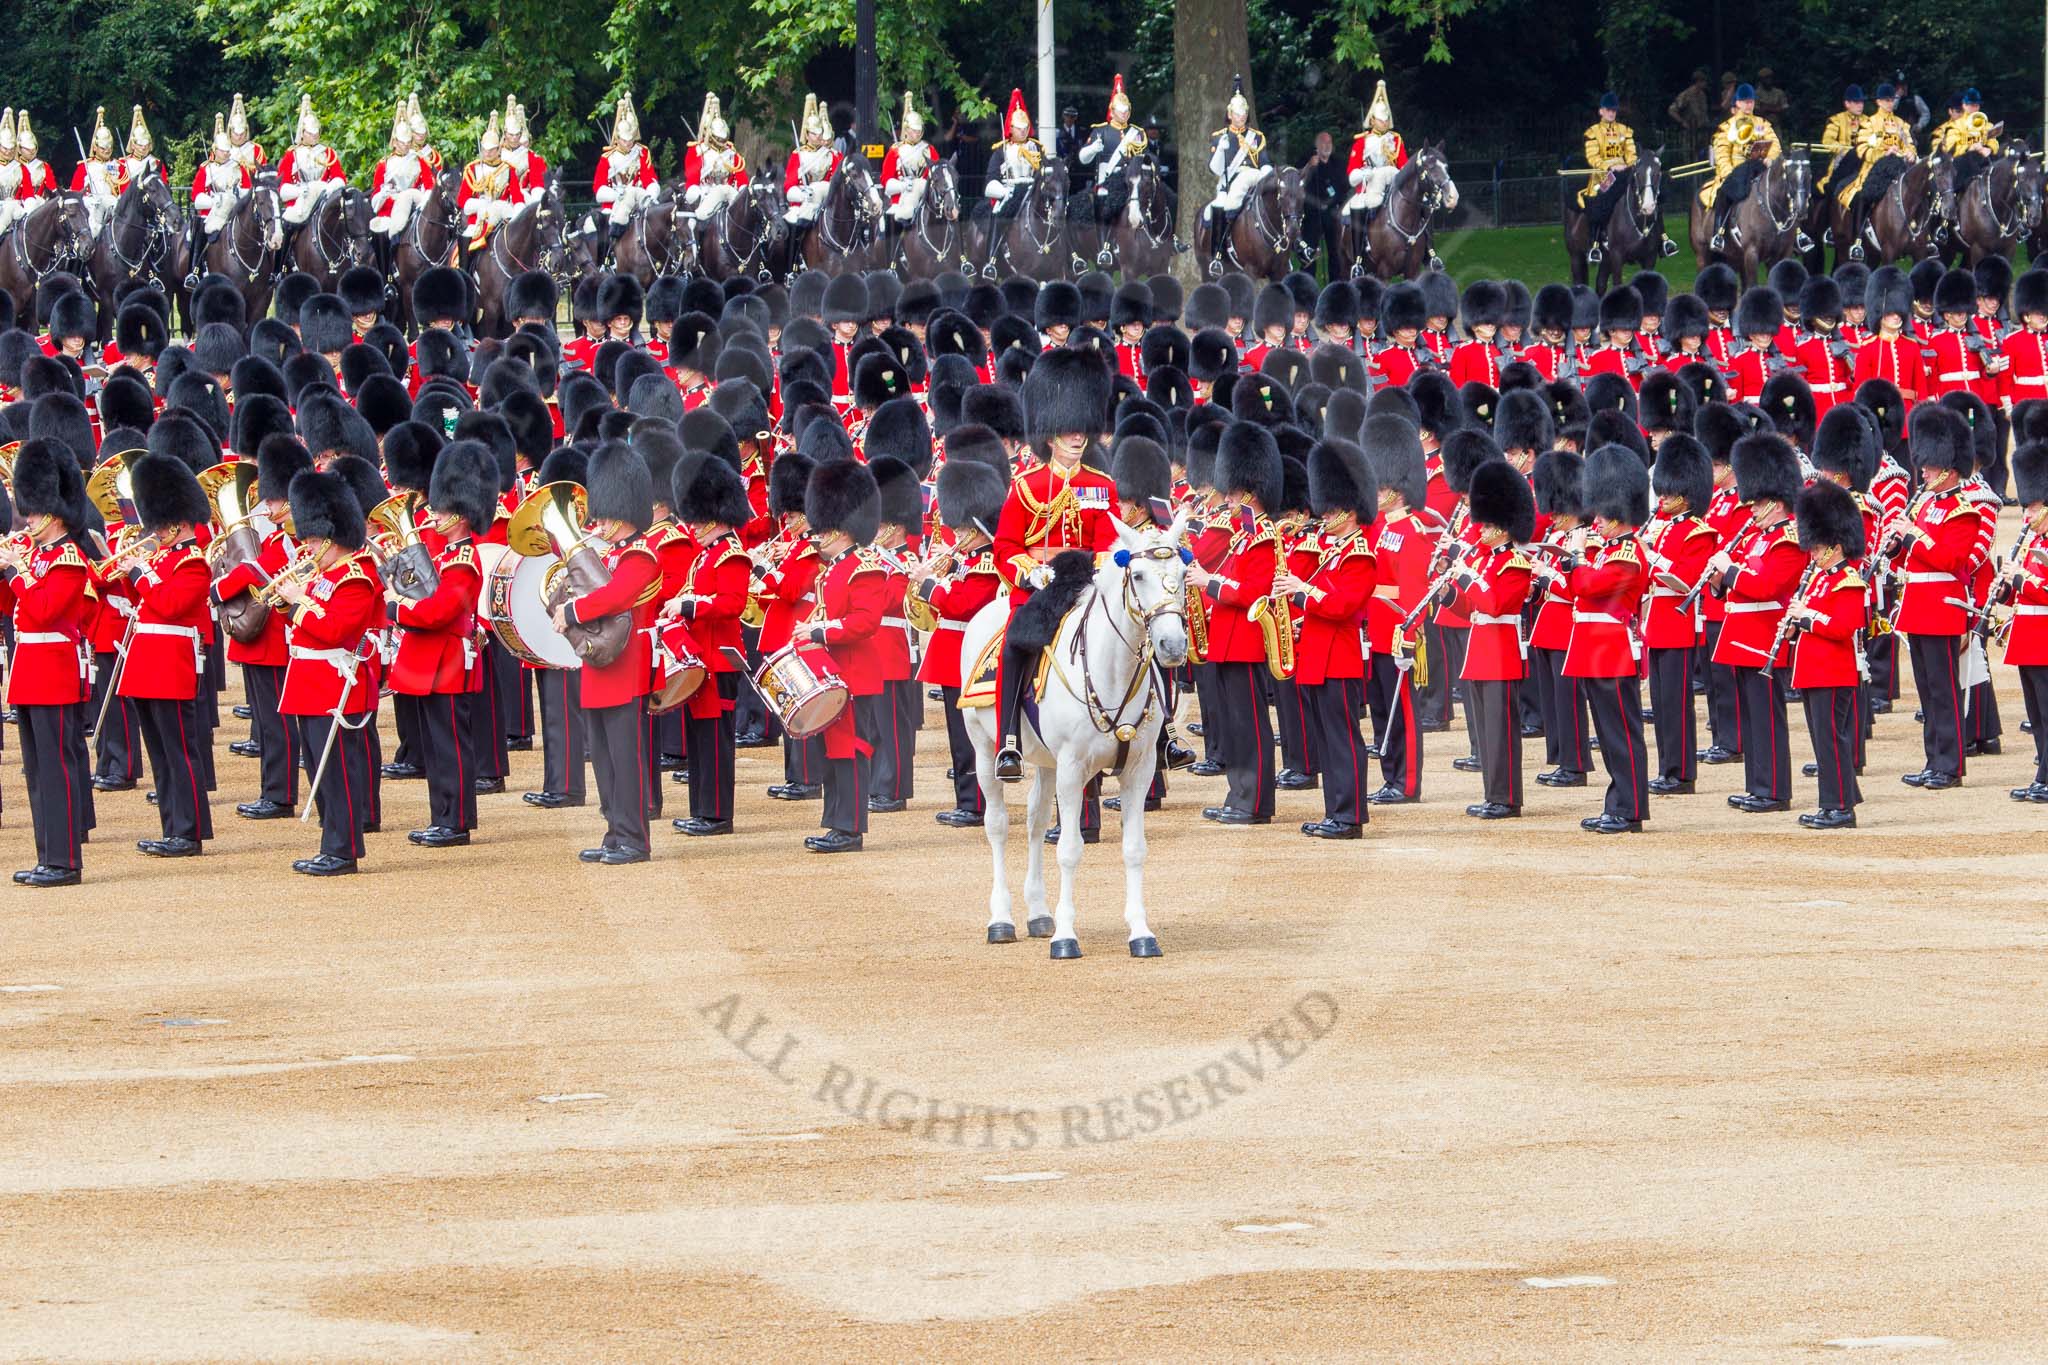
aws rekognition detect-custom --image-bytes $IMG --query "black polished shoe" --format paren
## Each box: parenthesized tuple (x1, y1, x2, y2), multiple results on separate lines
(472, 776, 507, 795)
(381, 762, 423, 780)
(670, 768, 691, 784)
(229, 739, 262, 758)
(672, 817, 734, 836)
(995, 746, 1024, 781)
(1801, 762, 1819, 777)
(658, 753, 686, 771)
(20, 864, 80, 887)
(578, 846, 614, 863)
(1536, 767, 1587, 787)
(236, 798, 293, 820)
(595, 846, 649, 864)
(232, 703, 254, 720)
(1366, 784, 1416, 805)
(505, 736, 534, 751)
(1102, 795, 1162, 814)
(522, 790, 584, 808)
(1465, 801, 1520, 819)
(91, 776, 136, 792)
(1302, 819, 1362, 838)
(1697, 745, 1740, 765)
(138, 836, 202, 857)
(934, 807, 984, 827)
(867, 796, 907, 813)
(1920, 771, 1961, 790)
(1044, 824, 1102, 842)
(1450, 755, 1482, 773)
(15, 865, 48, 884)
(805, 829, 864, 853)
(1185, 721, 1205, 737)
(410, 826, 471, 848)
(145, 790, 158, 805)
(1519, 722, 1544, 738)
(1208, 807, 1270, 826)
(767, 782, 823, 801)
(735, 729, 772, 748)
(1275, 769, 1317, 790)
(1798, 807, 1857, 829)
(1972, 739, 2002, 757)
(1582, 813, 1642, 834)
(1189, 759, 1224, 777)
(1647, 777, 1694, 796)
(1163, 738, 1197, 770)
(292, 853, 358, 876)
(1726, 793, 1790, 813)
(1419, 719, 1450, 734)
(1870, 699, 1893, 715)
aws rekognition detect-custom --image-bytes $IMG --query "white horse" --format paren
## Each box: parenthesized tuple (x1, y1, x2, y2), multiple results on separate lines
(959, 515, 1192, 959)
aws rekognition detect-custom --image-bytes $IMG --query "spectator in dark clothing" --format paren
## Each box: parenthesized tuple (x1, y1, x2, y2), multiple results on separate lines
(1301, 131, 1346, 265)
(1055, 107, 1082, 176)
(948, 112, 987, 200)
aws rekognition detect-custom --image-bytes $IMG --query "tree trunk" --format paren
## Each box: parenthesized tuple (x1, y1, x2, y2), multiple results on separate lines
(1173, 0, 1254, 287)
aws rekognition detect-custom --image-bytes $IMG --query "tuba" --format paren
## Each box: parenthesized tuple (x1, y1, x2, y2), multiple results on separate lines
(86, 445, 150, 523)
(367, 491, 440, 601)
(1246, 593, 1297, 680)
(505, 480, 634, 667)
(0, 440, 19, 498)
(205, 460, 274, 644)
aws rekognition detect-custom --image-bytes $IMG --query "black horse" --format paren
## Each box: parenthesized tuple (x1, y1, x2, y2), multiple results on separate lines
(87, 174, 182, 342)
(0, 196, 93, 330)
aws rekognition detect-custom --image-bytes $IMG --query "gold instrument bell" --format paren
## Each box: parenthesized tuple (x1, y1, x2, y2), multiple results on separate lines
(368, 490, 441, 601)
(1246, 593, 1296, 680)
(506, 479, 638, 666)
(86, 446, 150, 522)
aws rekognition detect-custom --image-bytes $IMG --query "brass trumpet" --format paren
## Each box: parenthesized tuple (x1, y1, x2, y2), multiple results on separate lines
(91, 527, 169, 577)
(250, 550, 322, 608)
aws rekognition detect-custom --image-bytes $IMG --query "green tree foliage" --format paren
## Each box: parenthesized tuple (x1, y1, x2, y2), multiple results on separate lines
(1331, 0, 1493, 69)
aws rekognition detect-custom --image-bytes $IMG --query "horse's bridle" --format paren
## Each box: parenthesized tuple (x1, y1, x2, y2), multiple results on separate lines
(406, 182, 461, 268)
(104, 185, 174, 279)
(224, 187, 280, 277)
(1057, 546, 1187, 739)
(10, 199, 88, 284)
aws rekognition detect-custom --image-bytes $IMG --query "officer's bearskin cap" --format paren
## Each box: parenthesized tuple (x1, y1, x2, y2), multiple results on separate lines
(1020, 346, 1112, 442)
(804, 455, 880, 543)
(1731, 432, 1801, 505)
(1364, 412, 1425, 511)
(1584, 442, 1650, 525)
(1797, 478, 1865, 560)
(1468, 458, 1535, 542)
(1651, 432, 1715, 512)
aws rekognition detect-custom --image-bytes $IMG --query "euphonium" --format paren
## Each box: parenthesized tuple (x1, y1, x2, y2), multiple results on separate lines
(505, 480, 632, 667)
(206, 461, 273, 644)
(85, 446, 149, 523)
(367, 491, 440, 601)
(0, 440, 20, 496)
(1246, 593, 1297, 681)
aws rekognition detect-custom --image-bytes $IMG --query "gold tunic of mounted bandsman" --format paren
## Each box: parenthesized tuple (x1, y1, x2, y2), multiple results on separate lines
(1578, 120, 1635, 205)
(1834, 108, 1914, 208)
(1699, 112, 1778, 207)
(1932, 111, 2000, 158)
(1813, 109, 1863, 195)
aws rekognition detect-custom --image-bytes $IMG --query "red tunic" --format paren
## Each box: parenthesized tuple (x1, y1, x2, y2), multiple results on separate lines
(812, 546, 890, 698)
(1371, 344, 1422, 390)
(117, 542, 210, 700)
(1710, 518, 1804, 669)
(1293, 529, 1374, 686)
(1790, 562, 1867, 688)
(681, 530, 750, 719)
(1199, 512, 1280, 665)
(214, 527, 296, 667)
(1724, 347, 1771, 406)
(564, 537, 661, 707)
(992, 461, 1119, 595)
(1366, 510, 1433, 655)
(1642, 515, 1717, 649)
(390, 539, 482, 695)
(1999, 328, 2048, 409)
(2003, 534, 2048, 667)
(1794, 332, 1856, 415)
(1581, 344, 1640, 392)
(1563, 532, 1647, 677)
(1452, 542, 1533, 681)
(280, 553, 383, 715)
(5, 538, 93, 706)
(1854, 333, 1926, 406)
(1893, 491, 1982, 636)
(1924, 328, 1990, 401)
(1447, 340, 1502, 390)
(915, 545, 1003, 687)
(757, 534, 820, 656)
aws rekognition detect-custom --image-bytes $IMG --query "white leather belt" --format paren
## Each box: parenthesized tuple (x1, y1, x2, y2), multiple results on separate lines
(2016, 604, 2048, 616)
(881, 615, 911, 630)
(1723, 601, 1781, 614)
(1905, 571, 1957, 584)
(1648, 587, 1683, 599)
(1937, 370, 1979, 383)
(1468, 612, 1519, 627)
(1810, 382, 1846, 393)
(13, 631, 75, 646)
(2014, 376, 2047, 387)
(290, 644, 358, 679)
(936, 620, 967, 631)
(136, 623, 203, 663)
(1572, 611, 1622, 624)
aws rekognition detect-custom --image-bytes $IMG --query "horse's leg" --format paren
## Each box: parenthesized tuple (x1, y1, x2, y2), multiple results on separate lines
(1117, 748, 1159, 958)
(1020, 765, 1055, 939)
(1047, 754, 1089, 960)
(973, 723, 1017, 943)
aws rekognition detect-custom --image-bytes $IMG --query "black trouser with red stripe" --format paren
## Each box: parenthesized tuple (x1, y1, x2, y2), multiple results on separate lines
(685, 674, 739, 822)
(473, 639, 513, 780)
(1212, 660, 1276, 818)
(1735, 666, 1791, 802)
(870, 677, 918, 802)
(1368, 651, 1423, 797)
(2020, 665, 2048, 786)
(1583, 673, 1648, 822)
(1907, 632, 1966, 779)
(1531, 646, 1590, 773)
(243, 663, 298, 806)
(1303, 675, 1368, 825)
(1464, 677, 1523, 810)
(1192, 663, 1222, 761)
(1647, 645, 1698, 782)
(940, 685, 983, 812)
(1802, 685, 1862, 811)
(1964, 671, 2002, 750)
(421, 690, 479, 831)
(297, 710, 373, 861)
(823, 695, 879, 835)
(784, 731, 824, 787)
(537, 666, 587, 801)
(135, 695, 213, 843)
(1274, 676, 1317, 777)
(1702, 621, 1743, 752)
(587, 698, 651, 856)
(18, 702, 87, 871)
(391, 693, 423, 769)
(1867, 629, 1901, 705)
(91, 651, 140, 784)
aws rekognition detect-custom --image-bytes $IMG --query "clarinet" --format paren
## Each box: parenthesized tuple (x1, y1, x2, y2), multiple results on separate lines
(1761, 560, 1822, 680)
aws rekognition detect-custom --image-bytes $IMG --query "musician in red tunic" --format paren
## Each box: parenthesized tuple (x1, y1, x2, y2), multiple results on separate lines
(1363, 415, 1433, 804)
(802, 459, 891, 853)
(1643, 436, 1719, 794)
(758, 454, 825, 800)
(1789, 480, 1869, 828)
(1853, 266, 1925, 407)
(2004, 443, 2048, 801)
(1446, 462, 1535, 821)
(214, 430, 309, 821)
(1706, 435, 1806, 813)
(915, 460, 1007, 826)
(1999, 269, 2048, 416)
(663, 453, 753, 837)
(1793, 276, 1856, 417)
(1886, 404, 1982, 788)
(1555, 446, 1651, 833)
(1448, 280, 1506, 390)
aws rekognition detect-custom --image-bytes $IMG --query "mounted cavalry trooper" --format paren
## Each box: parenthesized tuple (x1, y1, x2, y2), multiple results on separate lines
(1345, 79, 1408, 229)
(1578, 92, 1636, 262)
(1203, 75, 1271, 275)
(682, 92, 749, 222)
(226, 93, 266, 173)
(784, 92, 842, 228)
(593, 90, 660, 246)
(277, 94, 347, 256)
(1835, 82, 1916, 262)
(981, 87, 1044, 259)
(187, 114, 253, 288)
(12, 111, 55, 214)
(458, 111, 525, 249)
(69, 108, 127, 236)
(370, 99, 431, 275)
(500, 98, 548, 202)
(1702, 82, 1780, 251)
(0, 109, 20, 234)
(880, 91, 937, 227)
(117, 105, 167, 192)
(407, 91, 443, 177)
(1076, 73, 1146, 232)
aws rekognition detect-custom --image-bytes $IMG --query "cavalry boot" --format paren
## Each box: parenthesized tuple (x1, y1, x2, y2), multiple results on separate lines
(994, 643, 1031, 782)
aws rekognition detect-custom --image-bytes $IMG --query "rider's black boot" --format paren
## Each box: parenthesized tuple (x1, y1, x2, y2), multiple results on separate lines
(994, 642, 1031, 781)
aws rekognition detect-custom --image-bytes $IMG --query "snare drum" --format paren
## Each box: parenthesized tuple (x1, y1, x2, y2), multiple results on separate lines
(753, 642, 849, 738)
(483, 550, 583, 669)
(648, 619, 708, 714)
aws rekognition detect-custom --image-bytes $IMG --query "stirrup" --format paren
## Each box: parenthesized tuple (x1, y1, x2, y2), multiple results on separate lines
(981, 261, 997, 280)
(182, 272, 200, 291)
(1171, 238, 1191, 254)
(1096, 247, 1114, 267)
(1207, 258, 1222, 278)
(960, 259, 977, 277)
(1426, 251, 1445, 271)
(1660, 237, 1679, 257)
(1847, 241, 1864, 261)
(1349, 260, 1365, 280)
(1710, 229, 1727, 249)
(1795, 231, 1815, 252)
(1586, 242, 1603, 263)
(996, 744, 1024, 781)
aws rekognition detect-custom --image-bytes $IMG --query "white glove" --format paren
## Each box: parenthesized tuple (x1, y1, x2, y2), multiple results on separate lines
(1348, 167, 1367, 188)
(884, 178, 904, 197)
(1024, 563, 1055, 590)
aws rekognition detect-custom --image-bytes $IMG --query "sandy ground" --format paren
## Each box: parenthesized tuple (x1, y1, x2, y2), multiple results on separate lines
(3, 658, 2047, 1363)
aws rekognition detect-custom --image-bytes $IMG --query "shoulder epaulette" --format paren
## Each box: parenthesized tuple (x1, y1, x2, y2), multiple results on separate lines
(615, 540, 660, 567)
(1687, 520, 1720, 540)
(851, 546, 889, 576)
(1605, 539, 1641, 563)
(336, 559, 374, 588)
(1840, 570, 1867, 592)
(49, 543, 88, 570)
(447, 544, 478, 571)
(713, 539, 749, 567)
(1944, 502, 1981, 522)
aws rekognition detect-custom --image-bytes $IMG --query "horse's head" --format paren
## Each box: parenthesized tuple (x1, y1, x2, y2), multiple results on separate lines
(1415, 144, 1459, 212)
(1783, 153, 1812, 218)
(1109, 510, 1192, 668)
(136, 172, 176, 224)
(339, 187, 374, 257)
(1926, 153, 1958, 221)
(250, 184, 284, 253)
(52, 194, 93, 257)
(2013, 143, 2045, 228)
(1636, 147, 1664, 219)
(928, 156, 960, 221)
(1274, 165, 1305, 219)
(840, 157, 885, 221)
(1036, 157, 1069, 217)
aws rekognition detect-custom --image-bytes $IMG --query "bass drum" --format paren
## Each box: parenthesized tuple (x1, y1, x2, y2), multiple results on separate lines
(753, 642, 849, 738)
(648, 618, 708, 715)
(482, 548, 583, 670)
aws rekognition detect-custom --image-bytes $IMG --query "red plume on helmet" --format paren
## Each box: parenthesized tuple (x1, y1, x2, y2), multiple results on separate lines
(1107, 74, 1130, 122)
(1004, 89, 1032, 140)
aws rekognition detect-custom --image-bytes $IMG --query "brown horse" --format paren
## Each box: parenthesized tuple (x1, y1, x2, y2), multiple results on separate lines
(968, 157, 1070, 281)
(473, 174, 566, 339)
(0, 196, 93, 332)
(393, 169, 462, 336)
(1946, 145, 2042, 268)
(777, 157, 885, 280)
(612, 194, 697, 289)
(1072, 155, 1178, 280)
(1199, 165, 1304, 282)
(1690, 152, 1812, 283)
(183, 180, 283, 335)
(893, 156, 964, 280)
(86, 173, 182, 343)
(1563, 148, 1675, 292)
(1825, 154, 1951, 270)
(1338, 146, 1456, 281)
(699, 182, 784, 283)
(286, 184, 374, 290)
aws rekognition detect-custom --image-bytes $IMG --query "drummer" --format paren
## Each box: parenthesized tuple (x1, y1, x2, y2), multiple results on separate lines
(801, 459, 890, 853)
(662, 451, 753, 838)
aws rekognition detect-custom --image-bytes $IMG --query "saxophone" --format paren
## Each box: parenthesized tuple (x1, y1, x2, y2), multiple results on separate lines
(1247, 593, 1297, 680)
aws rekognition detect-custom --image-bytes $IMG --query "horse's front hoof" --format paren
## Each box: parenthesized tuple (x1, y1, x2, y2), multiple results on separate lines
(1050, 938, 1082, 960)
(1026, 915, 1055, 939)
(987, 922, 1018, 945)
(1128, 936, 1162, 959)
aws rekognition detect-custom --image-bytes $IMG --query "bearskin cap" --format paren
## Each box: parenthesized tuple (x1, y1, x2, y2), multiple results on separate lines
(11, 437, 88, 526)
(1759, 371, 1816, 447)
(1460, 279, 1506, 330)
(229, 392, 293, 462)
(820, 273, 868, 327)
(421, 439, 494, 535)
(1302, 437, 1372, 519)
(1244, 283, 1287, 338)
(1409, 369, 1464, 442)
(1380, 281, 1426, 335)
(1460, 381, 1497, 428)
(1412, 269, 1453, 322)
(281, 351, 337, 406)
(45, 292, 95, 343)
(2014, 269, 2048, 321)
(1866, 265, 1912, 323)
(255, 428, 314, 503)
(2012, 440, 2048, 506)
(1766, 257, 1807, 307)
(1939, 391, 1999, 472)
(1811, 404, 1875, 490)
(1013, 346, 1110, 443)
(1309, 342, 1366, 394)
(1694, 262, 1739, 314)
(943, 424, 1010, 479)
(146, 408, 218, 473)
(1651, 432, 1714, 513)
(936, 456, 1007, 535)
(1731, 432, 1801, 505)
(1532, 449, 1585, 518)
(1734, 286, 1782, 340)
(1662, 292, 1710, 344)
(1467, 458, 1535, 542)
(114, 303, 169, 363)
(1230, 373, 1295, 429)
(1313, 280, 1359, 331)
(286, 468, 366, 549)
(853, 350, 912, 412)
(958, 385, 1021, 443)
(503, 269, 557, 323)
(1032, 280, 1083, 333)
(1798, 275, 1843, 331)
(768, 450, 817, 520)
(1259, 346, 1308, 393)
(1797, 478, 1864, 560)
(1547, 379, 1590, 432)
(26, 392, 93, 468)
(1585, 371, 1637, 422)
(580, 439, 651, 531)
(1215, 421, 1284, 512)
(1568, 284, 1600, 332)
(679, 406, 741, 473)
(1639, 369, 1695, 434)
(412, 266, 470, 327)
(1110, 435, 1173, 510)
(644, 275, 686, 327)
(1364, 413, 1425, 510)
(804, 456, 880, 543)
(1910, 256, 1945, 305)
(128, 452, 209, 532)
(1587, 409, 1649, 465)
(866, 454, 921, 532)
(97, 371, 154, 435)
(1139, 324, 1191, 377)
(707, 378, 770, 445)
(858, 397, 927, 478)
(1628, 271, 1667, 320)
(1600, 284, 1643, 333)
(668, 449, 751, 529)
(895, 278, 940, 328)
(1584, 442, 1650, 525)
(1532, 282, 1573, 335)
(1185, 280, 1233, 331)
(296, 390, 377, 465)
(1934, 267, 1977, 317)
(1693, 401, 1747, 464)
